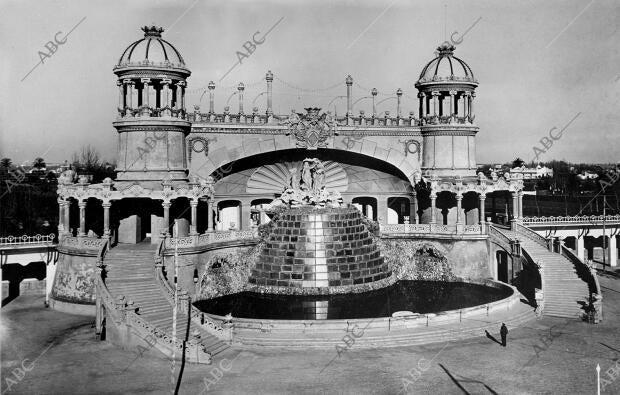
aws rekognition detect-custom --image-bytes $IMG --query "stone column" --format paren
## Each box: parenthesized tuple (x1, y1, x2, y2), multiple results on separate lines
(64, 199, 71, 233)
(141, 78, 151, 109)
(377, 198, 388, 225)
(103, 201, 111, 237)
(517, 190, 524, 220)
(449, 90, 457, 117)
(266, 71, 273, 117)
(431, 91, 440, 116)
(175, 82, 182, 110)
(411, 193, 418, 224)
(608, 236, 617, 267)
(190, 200, 198, 235)
(162, 201, 171, 236)
(178, 81, 186, 111)
(207, 198, 214, 232)
(208, 81, 215, 114)
(479, 194, 486, 224)
(470, 92, 475, 118)
(512, 192, 519, 220)
(396, 88, 403, 118)
(576, 235, 585, 261)
(464, 92, 471, 119)
(57, 199, 65, 232)
(240, 201, 252, 230)
(117, 80, 124, 110)
(456, 193, 463, 224)
(126, 80, 134, 110)
(430, 193, 437, 224)
(238, 82, 245, 115)
(419, 92, 426, 118)
(346, 75, 353, 118)
(161, 78, 172, 116)
(78, 200, 86, 236)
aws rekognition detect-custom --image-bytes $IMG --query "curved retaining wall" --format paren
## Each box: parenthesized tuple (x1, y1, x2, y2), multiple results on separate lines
(198, 279, 526, 348)
(49, 237, 108, 315)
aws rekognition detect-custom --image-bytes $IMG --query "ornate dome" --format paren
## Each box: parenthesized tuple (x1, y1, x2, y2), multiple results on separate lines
(417, 43, 476, 84)
(116, 26, 187, 69)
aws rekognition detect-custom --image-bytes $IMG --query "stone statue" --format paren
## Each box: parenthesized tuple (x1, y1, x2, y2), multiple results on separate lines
(301, 160, 313, 191)
(288, 168, 299, 190)
(313, 164, 325, 192)
(269, 158, 343, 210)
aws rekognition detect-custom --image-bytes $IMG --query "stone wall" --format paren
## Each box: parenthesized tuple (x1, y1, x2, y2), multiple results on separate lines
(379, 238, 491, 281)
(51, 252, 97, 305)
(194, 244, 261, 300)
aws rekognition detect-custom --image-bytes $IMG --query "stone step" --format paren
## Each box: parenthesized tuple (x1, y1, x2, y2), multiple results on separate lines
(233, 311, 535, 347)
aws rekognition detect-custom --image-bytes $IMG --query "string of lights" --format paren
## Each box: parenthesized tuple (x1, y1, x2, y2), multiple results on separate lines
(274, 76, 342, 94)
(185, 78, 264, 94)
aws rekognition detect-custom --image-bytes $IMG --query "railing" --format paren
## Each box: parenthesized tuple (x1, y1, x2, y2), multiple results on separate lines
(515, 222, 549, 248)
(188, 110, 420, 127)
(117, 106, 186, 119)
(95, 238, 110, 268)
(523, 215, 620, 225)
(155, 239, 231, 342)
(165, 230, 258, 249)
(488, 225, 513, 249)
(0, 233, 56, 246)
(420, 115, 474, 125)
(96, 239, 211, 363)
(380, 223, 483, 235)
(59, 236, 108, 250)
(561, 245, 601, 296)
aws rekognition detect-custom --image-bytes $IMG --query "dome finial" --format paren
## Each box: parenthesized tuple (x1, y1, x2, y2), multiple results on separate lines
(142, 25, 164, 38)
(436, 42, 455, 56)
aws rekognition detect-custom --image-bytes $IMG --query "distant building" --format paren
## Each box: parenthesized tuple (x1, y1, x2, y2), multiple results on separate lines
(576, 170, 598, 181)
(510, 165, 553, 179)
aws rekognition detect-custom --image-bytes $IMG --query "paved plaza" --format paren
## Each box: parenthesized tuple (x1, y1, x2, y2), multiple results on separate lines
(2, 272, 619, 395)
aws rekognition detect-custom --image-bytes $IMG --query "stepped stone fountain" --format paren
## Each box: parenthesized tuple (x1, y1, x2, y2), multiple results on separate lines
(249, 158, 390, 293)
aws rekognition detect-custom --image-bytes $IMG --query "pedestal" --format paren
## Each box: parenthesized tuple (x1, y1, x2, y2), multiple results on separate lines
(118, 215, 141, 244)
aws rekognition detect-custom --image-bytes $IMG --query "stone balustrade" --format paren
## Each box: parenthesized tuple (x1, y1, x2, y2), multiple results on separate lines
(523, 214, 620, 225)
(164, 229, 258, 249)
(379, 223, 483, 235)
(188, 110, 477, 128)
(58, 236, 108, 251)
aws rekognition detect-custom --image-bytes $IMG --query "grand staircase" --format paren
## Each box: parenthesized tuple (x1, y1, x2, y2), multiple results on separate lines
(492, 226, 592, 319)
(103, 243, 229, 358)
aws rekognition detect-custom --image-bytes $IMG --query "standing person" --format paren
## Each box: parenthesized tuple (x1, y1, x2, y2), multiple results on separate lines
(500, 323, 508, 347)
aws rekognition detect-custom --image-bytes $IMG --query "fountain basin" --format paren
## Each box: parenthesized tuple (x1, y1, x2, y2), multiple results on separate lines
(192, 280, 531, 348)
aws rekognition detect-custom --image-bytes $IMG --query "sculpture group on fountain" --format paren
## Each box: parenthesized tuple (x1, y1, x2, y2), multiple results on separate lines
(274, 158, 343, 208)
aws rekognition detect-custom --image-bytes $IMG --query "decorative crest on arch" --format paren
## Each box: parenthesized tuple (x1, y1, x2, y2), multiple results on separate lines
(281, 107, 338, 150)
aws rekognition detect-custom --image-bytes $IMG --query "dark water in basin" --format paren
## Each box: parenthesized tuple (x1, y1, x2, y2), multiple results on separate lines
(193, 281, 511, 320)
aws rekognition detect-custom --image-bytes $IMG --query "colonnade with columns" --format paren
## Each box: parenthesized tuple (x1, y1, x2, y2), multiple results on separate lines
(117, 77, 186, 117)
(533, 229, 619, 267)
(417, 90, 475, 120)
(57, 195, 219, 239)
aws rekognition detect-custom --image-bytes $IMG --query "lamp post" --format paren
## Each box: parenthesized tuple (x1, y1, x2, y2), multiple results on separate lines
(171, 221, 179, 391)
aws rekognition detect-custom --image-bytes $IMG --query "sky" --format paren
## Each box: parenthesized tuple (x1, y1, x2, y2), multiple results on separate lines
(1, 0, 619, 166)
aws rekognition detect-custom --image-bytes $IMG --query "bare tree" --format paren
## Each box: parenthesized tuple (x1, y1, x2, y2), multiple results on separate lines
(71, 145, 115, 182)
(72, 145, 100, 172)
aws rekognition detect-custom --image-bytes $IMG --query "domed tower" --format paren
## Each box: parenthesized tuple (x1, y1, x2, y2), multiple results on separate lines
(415, 43, 478, 178)
(113, 26, 191, 183)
